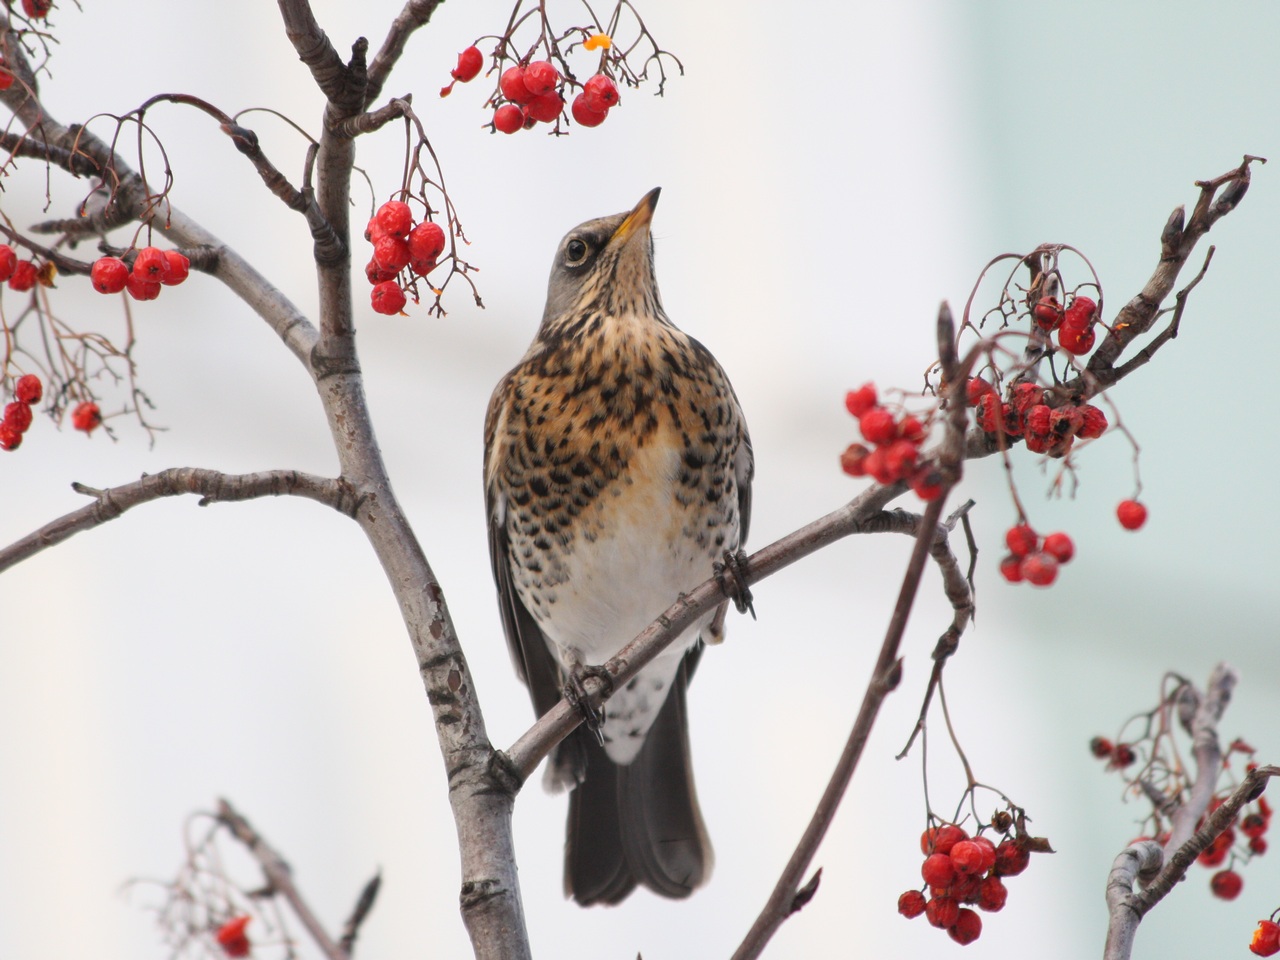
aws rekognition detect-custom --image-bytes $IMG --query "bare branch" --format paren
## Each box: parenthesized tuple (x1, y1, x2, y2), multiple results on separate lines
(364, 1, 445, 108)
(338, 872, 382, 957)
(0, 468, 351, 574)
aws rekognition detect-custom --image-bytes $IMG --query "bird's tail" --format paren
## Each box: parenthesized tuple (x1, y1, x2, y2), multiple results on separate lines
(563, 658, 712, 905)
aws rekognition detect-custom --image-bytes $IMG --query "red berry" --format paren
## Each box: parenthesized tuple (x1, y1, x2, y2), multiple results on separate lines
(948, 907, 982, 945)
(862, 447, 891, 484)
(1090, 736, 1114, 759)
(493, 103, 525, 134)
(375, 201, 413, 239)
(0, 65, 12, 92)
(161, 250, 190, 285)
(976, 875, 1007, 912)
(897, 889, 927, 919)
(373, 235, 411, 273)
(525, 90, 564, 123)
(366, 257, 396, 285)
(0, 421, 20, 451)
(1252, 920, 1280, 957)
(499, 66, 535, 105)
(21, 0, 51, 19)
(970, 836, 997, 873)
(1058, 324, 1096, 355)
(3, 400, 32, 433)
(882, 439, 918, 479)
(975, 393, 1003, 432)
(965, 376, 994, 407)
(1110, 743, 1136, 769)
(909, 463, 943, 501)
(408, 221, 446, 262)
(898, 414, 926, 443)
(1066, 294, 1097, 324)
(0, 244, 15, 282)
(1005, 523, 1038, 557)
(571, 93, 608, 127)
(840, 442, 870, 477)
(1249, 836, 1268, 855)
(998, 554, 1023, 583)
(994, 839, 1030, 877)
(1020, 551, 1058, 586)
(451, 46, 484, 83)
(1024, 403, 1050, 437)
(1032, 296, 1061, 330)
(844, 382, 878, 417)
(949, 840, 987, 876)
(1242, 813, 1269, 839)
(1210, 869, 1243, 900)
(91, 256, 129, 293)
(409, 256, 437, 277)
(1198, 828, 1234, 867)
(921, 852, 957, 888)
(1117, 499, 1147, 530)
(859, 408, 896, 445)
(133, 246, 166, 281)
(522, 60, 560, 97)
(1078, 403, 1108, 439)
(921, 824, 968, 856)
(370, 281, 407, 315)
(71, 401, 101, 433)
(1042, 531, 1074, 563)
(14, 373, 42, 404)
(8, 259, 37, 291)
(582, 73, 620, 111)
(215, 917, 251, 945)
(125, 272, 162, 301)
(925, 896, 960, 929)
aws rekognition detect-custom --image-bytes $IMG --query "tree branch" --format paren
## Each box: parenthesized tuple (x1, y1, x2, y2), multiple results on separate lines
(0, 468, 351, 574)
(364, 0, 445, 109)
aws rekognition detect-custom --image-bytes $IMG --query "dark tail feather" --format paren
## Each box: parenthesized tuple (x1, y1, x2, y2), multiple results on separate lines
(565, 659, 712, 905)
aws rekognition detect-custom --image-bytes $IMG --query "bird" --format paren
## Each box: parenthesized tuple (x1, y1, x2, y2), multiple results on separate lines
(483, 188, 753, 905)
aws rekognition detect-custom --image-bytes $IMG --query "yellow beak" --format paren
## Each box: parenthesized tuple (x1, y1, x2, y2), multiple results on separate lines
(611, 187, 661, 244)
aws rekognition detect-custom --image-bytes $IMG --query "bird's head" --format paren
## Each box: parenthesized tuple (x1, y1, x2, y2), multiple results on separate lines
(539, 187, 664, 333)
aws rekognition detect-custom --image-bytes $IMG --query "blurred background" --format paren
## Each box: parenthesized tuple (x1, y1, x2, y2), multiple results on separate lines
(2, 2, 1278, 957)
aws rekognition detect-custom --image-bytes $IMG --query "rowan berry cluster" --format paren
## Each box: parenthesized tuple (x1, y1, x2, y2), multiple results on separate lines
(90, 247, 190, 301)
(213, 915, 251, 958)
(898, 822, 1036, 946)
(0, 243, 42, 292)
(839, 381, 942, 501)
(967, 377, 1107, 458)
(1030, 293, 1102, 356)
(489, 58, 621, 134)
(0, 373, 100, 452)
(363, 200, 449, 316)
(997, 522, 1074, 587)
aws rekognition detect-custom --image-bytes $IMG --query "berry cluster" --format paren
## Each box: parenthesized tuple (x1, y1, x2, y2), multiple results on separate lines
(90, 247, 190, 301)
(0, 374, 41, 451)
(1253, 918, 1280, 957)
(839, 382, 942, 500)
(968, 377, 1107, 458)
(364, 200, 448, 316)
(1089, 736, 1137, 770)
(899, 823, 1035, 946)
(0, 244, 42, 292)
(213, 916, 251, 958)
(490, 59, 621, 134)
(998, 523, 1074, 587)
(1031, 293, 1102, 356)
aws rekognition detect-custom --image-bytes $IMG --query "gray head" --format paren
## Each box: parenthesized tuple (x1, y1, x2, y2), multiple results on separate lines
(538, 188, 665, 333)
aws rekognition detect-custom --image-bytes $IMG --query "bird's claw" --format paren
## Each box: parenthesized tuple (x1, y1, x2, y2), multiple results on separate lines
(715, 548, 755, 618)
(564, 664, 614, 745)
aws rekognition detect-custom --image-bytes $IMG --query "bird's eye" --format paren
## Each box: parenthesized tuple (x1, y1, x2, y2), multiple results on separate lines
(565, 238, 589, 264)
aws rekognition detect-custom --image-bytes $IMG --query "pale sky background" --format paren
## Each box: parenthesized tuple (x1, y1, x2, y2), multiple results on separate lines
(2, 2, 1279, 959)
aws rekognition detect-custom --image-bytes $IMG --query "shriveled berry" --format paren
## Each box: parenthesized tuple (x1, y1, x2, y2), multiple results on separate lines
(408, 221, 446, 262)
(1110, 743, 1136, 769)
(1058, 324, 1096, 355)
(1024, 403, 1051, 437)
(976, 393, 1004, 432)
(925, 896, 960, 929)
(582, 73, 620, 111)
(948, 908, 982, 945)
(922, 852, 957, 888)
(897, 889, 927, 919)
(133, 246, 167, 281)
(994, 839, 1030, 877)
(91, 257, 129, 293)
(1210, 869, 1243, 900)
(1251, 920, 1280, 957)
(844, 382, 877, 417)
(1032, 296, 1061, 330)
(8, 260, 37, 291)
(375, 200, 413, 240)
(840, 442, 870, 477)
(0, 244, 16, 282)
(1005, 523, 1038, 557)
(1242, 813, 1269, 839)
(970, 835, 997, 873)
(71, 401, 101, 433)
(499, 66, 535, 105)
(370, 281, 407, 315)
(859, 408, 896, 445)
(373, 236, 411, 273)
(951, 872, 984, 904)
(522, 60, 560, 97)
(882, 439, 918, 479)
(862, 447, 890, 484)
(1042, 531, 1074, 563)
(409, 256, 437, 277)
(571, 94, 608, 127)
(965, 376, 994, 407)
(1117, 499, 1147, 530)
(22, 0, 51, 19)
(125, 272, 162, 301)
(494, 103, 525, 134)
(451, 46, 484, 83)
(999, 554, 1023, 583)
(0, 421, 21, 450)
(976, 875, 1007, 912)
(1078, 403, 1108, 439)
(161, 250, 191, 285)
(525, 90, 564, 123)
(1066, 294, 1097, 325)
(921, 824, 968, 856)
(1090, 736, 1114, 759)
(899, 414, 925, 443)
(15, 373, 42, 404)
(1020, 551, 1058, 586)
(366, 258, 397, 285)
(949, 840, 987, 876)
(4, 400, 33, 433)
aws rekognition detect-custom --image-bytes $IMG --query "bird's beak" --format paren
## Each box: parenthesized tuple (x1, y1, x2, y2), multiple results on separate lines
(611, 187, 661, 245)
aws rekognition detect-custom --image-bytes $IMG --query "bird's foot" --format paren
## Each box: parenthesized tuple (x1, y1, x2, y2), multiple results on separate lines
(564, 664, 615, 745)
(714, 548, 756, 619)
